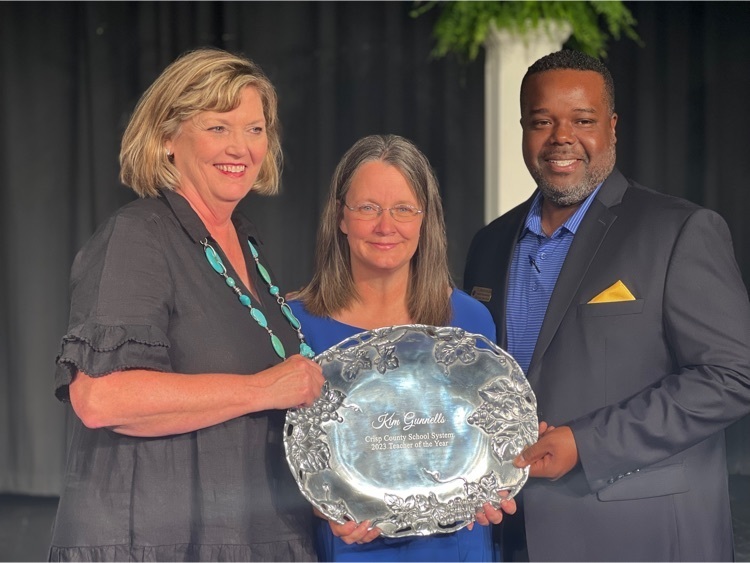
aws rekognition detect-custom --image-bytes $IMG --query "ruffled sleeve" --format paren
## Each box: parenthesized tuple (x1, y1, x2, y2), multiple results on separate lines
(55, 323, 172, 401)
(54, 206, 175, 402)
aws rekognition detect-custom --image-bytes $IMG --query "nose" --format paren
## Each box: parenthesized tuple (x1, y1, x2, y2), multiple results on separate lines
(549, 121, 576, 145)
(373, 209, 397, 234)
(226, 130, 249, 157)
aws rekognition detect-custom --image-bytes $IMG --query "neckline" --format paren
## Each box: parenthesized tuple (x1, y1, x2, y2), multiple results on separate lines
(159, 188, 262, 246)
(324, 288, 458, 331)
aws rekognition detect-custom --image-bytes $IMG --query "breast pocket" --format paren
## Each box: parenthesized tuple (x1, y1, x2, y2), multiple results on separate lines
(579, 298, 645, 317)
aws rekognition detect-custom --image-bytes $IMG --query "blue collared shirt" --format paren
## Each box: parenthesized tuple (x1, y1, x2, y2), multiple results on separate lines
(506, 185, 602, 373)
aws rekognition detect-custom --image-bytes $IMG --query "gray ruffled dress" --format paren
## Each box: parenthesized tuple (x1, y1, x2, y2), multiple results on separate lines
(49, 189, 316, 561)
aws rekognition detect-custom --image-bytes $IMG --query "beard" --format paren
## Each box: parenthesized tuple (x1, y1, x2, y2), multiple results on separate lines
(530, 142, 616, 207)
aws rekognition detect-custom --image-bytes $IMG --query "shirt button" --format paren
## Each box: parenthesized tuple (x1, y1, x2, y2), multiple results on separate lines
(532, 284, 538, 292)
(540, 253, 547, 260)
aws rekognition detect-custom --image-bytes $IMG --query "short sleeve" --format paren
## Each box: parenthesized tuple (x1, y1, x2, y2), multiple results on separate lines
(55, 210, 174, 401)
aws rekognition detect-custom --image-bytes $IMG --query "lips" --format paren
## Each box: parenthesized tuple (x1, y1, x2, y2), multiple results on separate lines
(370, 242, 399, 250)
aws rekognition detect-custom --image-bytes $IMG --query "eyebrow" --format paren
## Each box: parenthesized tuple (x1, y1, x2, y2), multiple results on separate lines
(527, 106, 597, 115)
(200, 115, 266, 125)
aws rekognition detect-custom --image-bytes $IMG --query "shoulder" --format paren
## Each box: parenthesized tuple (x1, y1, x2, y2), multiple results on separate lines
(468, 197, 532, 254)
(71, 197, 175, 278)
(451, 288, 489, 311)
(88, 196, 174, 245)
(288, 299, 361, 355)
(450, 289, 496, 341)
(598, 169, 698, 218)
(289, 299, 324, 327)
(101, 194, 172, 225)
(478, 199, 530, 234)
(288, 299, 308, 318)
(622, 180, 700, 214)
(615, 178, 728, 235)
(116, 196, 175, 233)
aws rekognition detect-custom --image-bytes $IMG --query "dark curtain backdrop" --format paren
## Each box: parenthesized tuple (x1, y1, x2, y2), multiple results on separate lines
(0, 1, 748, 495)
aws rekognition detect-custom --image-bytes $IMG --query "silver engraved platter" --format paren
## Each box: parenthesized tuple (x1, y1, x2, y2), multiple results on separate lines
(283, 324, 537, 537)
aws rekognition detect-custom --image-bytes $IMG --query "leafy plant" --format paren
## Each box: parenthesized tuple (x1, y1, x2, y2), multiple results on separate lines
(411, 1, 642, 61)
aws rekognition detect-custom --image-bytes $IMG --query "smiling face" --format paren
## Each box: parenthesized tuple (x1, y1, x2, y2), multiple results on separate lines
(340, 160, 423, 280)
(165, 86, 268, 212)
(521, 69, 617, 207)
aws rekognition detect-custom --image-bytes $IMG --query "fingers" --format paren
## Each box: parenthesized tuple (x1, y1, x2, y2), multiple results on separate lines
(513, 425, 579, 480)
(359, 526, 382, 544)
(297, 360, 325, 407)
(473, 497, 517, 527)
(263, 354, 325, 409)
(329, 519, 359, 540)
(330, 519, 380, 545)
(483, 503, 503, 524)
(538, 420, 549, 435)
(538, 420, 556, 437)
(500, 498, 517, 515)
(514, 438, 546, 468)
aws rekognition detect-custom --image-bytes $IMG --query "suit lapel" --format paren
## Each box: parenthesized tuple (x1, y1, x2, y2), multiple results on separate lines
(526, 170, 629, 382)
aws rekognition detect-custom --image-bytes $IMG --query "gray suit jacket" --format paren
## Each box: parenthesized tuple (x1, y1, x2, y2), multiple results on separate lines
(464, 169, 750, 561)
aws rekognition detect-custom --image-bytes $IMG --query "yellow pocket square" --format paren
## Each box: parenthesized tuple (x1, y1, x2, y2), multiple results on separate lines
(588, 280, 636, 304)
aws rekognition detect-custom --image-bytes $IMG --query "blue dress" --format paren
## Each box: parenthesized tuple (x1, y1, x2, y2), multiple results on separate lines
(289, 289, 497, 562)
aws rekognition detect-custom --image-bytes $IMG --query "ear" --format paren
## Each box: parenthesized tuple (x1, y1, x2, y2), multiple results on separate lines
(610, 113, 618, 144)
(340, 216, 349, 236)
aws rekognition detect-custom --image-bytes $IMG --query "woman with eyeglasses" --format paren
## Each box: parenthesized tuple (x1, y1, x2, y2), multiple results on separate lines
(289, 134, 516, 562)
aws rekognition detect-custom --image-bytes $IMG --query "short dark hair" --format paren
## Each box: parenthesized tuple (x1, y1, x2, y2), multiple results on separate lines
(521, 49, 615, 114)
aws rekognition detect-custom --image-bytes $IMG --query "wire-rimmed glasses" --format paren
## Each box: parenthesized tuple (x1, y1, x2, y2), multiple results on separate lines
(343, 202, 424, 223)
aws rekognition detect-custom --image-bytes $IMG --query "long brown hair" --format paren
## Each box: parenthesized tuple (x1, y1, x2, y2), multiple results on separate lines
(296, 134, 453, 326)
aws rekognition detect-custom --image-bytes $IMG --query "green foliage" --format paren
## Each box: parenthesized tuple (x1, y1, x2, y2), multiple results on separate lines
(411, 1, 642, 61)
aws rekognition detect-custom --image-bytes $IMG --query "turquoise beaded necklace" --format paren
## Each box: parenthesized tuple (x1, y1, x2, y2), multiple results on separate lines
(200, 237, 314, 360)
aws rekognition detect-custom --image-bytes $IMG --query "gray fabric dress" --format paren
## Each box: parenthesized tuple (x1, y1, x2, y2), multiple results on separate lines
(49, 189, 316, 561)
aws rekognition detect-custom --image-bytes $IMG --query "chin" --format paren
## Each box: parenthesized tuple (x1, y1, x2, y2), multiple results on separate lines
(361, 260, 410, 275)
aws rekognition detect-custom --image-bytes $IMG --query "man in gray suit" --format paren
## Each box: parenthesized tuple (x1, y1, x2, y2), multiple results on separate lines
(464, 49, 750, 561)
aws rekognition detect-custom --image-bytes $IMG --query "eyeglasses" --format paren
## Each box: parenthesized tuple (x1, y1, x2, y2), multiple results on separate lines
(343, 202, 424, 223)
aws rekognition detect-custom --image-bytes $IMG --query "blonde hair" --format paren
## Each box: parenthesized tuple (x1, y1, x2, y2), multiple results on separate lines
(296, 134, 454, 326)
(120, 48, 281, 197)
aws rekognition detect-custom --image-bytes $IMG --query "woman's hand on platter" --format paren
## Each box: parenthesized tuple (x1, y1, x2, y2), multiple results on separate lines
(469, 495, 517, 528)
(313, 507, 382, 545)
(254, 354, 325, 410)
(329, 518, 382, 545)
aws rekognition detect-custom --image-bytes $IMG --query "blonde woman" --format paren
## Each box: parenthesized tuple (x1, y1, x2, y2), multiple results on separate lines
(50, 48, 323, 561)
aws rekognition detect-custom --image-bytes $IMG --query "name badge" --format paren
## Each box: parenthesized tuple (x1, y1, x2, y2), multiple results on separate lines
(471, 286, 492, 302)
